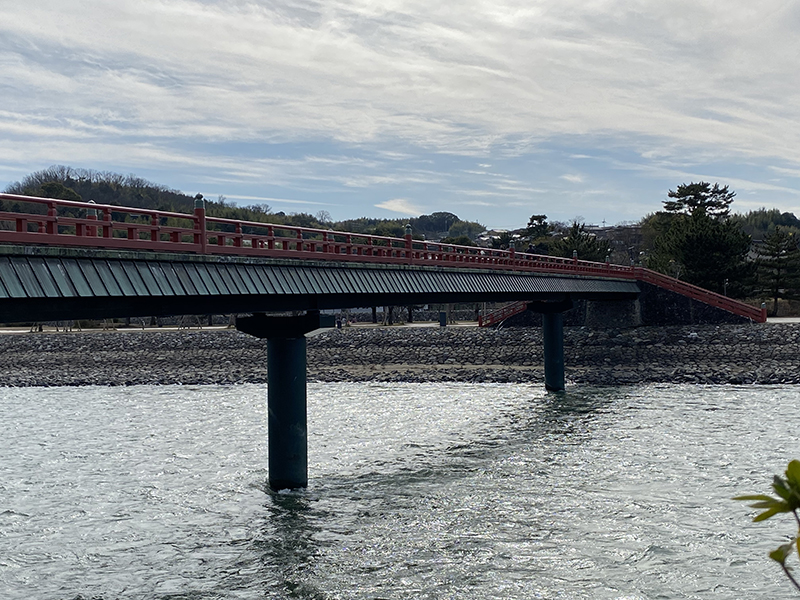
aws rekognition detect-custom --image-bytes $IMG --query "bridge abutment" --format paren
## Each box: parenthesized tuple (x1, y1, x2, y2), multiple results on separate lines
(584, 298, 642, 328)
(236, 311, 334, 490)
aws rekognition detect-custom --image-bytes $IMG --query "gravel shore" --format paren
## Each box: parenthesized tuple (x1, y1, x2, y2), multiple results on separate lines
(0, 322, 797, 387)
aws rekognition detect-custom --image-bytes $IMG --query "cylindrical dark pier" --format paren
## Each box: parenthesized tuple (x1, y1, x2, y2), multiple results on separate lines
(267, 336, 308, 490)
(542, 311, 565, 392)
(237, 311, 334, 491)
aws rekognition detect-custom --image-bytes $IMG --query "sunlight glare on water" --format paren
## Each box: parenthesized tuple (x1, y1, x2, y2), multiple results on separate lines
(0, 382, 797, 599)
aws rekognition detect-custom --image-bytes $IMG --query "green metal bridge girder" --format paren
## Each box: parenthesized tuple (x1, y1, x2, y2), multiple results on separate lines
(0, 246, 639, 323)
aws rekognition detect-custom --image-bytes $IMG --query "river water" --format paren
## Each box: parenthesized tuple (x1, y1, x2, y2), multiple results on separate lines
(1, 382, 798, 599)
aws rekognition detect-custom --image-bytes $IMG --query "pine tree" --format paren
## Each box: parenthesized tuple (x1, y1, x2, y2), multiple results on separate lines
(647, 183, 754, 295)
(649, 208, 753, 295)
(664, 182, 736, 218)
(550, 222, 609, 262)
(757, 227, 800, 315)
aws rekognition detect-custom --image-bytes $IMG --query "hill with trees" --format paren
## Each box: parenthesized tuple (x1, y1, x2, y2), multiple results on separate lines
(731, 208, 800, 241)
(2, 166, 485, 242)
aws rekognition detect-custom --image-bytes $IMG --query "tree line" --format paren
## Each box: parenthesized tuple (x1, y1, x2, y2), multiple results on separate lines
(4, 166, 800, 313)
(516, 182, 800, 313)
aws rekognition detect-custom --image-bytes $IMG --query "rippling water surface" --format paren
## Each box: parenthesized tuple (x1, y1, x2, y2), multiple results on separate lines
(1, 382, 798, 599)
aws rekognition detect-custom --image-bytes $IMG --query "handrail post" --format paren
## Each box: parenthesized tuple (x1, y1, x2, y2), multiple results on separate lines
(193, 194, 206, 253)
(46, 202, 57, 235)
(151, 213, 159, 243)
(87, 200, 97, 237)
(404, 223, 413, 263)
(101, 208, 112, 238)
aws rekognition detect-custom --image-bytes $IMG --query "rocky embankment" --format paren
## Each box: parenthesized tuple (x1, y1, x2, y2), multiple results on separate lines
(0, 323, 797, 387)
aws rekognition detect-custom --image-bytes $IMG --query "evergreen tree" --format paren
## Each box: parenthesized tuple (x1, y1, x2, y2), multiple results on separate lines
(40, 182, 83, 202)
(372, 222, 407, 238)
(757, 227, 800, 315)
(411, 212, 459, 238)
(664, 182, 736, 218)
(651, 207, 753, 295)
(520, 214, 551, 253)
(447, 219, 485, 241)
(525, 214, 550, 240)
(491, 231, 513, 250)
(550, 222, 609, 262)
(440, 235, 475, 247)
(646, 183, 754, 295)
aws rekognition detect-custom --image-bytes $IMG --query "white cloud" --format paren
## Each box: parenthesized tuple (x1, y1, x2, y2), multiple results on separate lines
(2, 0, 799, 160)
(375, 198, 423, 215)
(560, 174, 584, 183)
(459, 200, 494, 206)
(769, 166, 800, 179)
(223, 194, 335, 207)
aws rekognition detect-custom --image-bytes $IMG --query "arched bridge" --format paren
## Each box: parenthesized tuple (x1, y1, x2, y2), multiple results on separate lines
(0, 193, 765, 490)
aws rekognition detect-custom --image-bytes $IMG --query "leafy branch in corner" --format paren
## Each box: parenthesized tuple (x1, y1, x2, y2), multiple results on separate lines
(734, 460, 800, 592)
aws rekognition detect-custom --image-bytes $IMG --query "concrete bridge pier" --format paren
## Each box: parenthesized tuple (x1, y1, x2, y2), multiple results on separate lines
(527, 299, 573, 392)
(236, 311, 333, 490)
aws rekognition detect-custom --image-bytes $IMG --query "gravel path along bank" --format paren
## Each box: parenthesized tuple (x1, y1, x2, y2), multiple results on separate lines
(1, 322, 798, 387)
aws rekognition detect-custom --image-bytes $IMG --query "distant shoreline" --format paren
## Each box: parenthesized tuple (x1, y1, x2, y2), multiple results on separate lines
(0, 322, 797, 387)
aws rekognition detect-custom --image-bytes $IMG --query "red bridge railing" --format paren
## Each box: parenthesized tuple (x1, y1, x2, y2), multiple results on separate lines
(632, 267, 766, 322)
(0, 193, 634, 273)
(0, 193, 766, 322)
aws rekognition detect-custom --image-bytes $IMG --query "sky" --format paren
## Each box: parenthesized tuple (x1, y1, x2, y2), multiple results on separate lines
(2, 0, 800, 230)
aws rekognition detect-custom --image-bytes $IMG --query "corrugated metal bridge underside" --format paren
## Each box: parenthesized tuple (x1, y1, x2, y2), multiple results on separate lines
(0, 246, 640, 322)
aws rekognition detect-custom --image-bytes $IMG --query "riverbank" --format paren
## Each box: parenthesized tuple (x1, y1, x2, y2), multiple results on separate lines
(1, 321, 797, 387)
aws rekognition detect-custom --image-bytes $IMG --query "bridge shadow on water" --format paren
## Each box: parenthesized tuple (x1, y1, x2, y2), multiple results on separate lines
(439, 386, 625, 472)
(235, 385, 631, 599)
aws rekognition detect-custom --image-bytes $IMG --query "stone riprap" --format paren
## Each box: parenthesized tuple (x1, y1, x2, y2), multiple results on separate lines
(0, 323, 795, 387)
